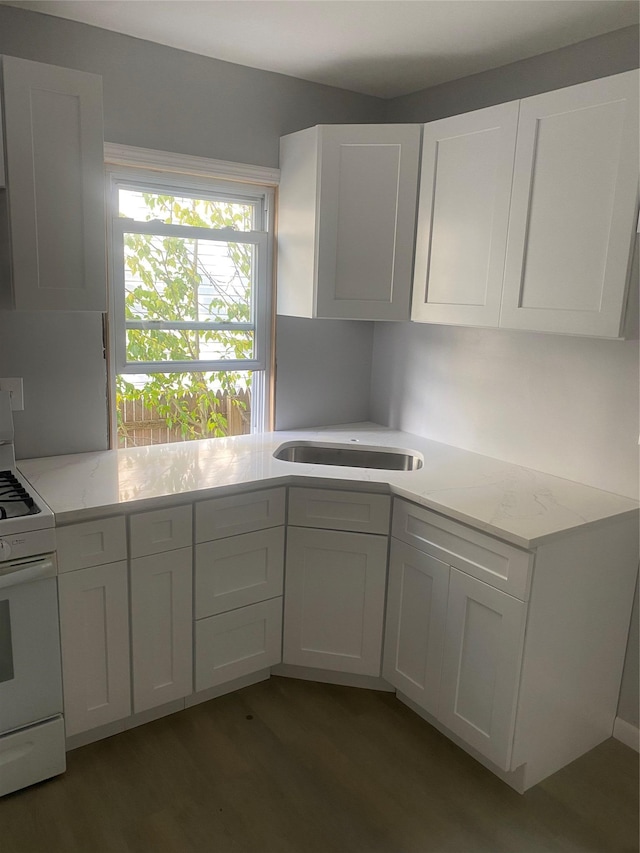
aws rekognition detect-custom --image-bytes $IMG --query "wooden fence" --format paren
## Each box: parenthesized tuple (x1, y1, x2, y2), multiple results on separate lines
(117, 389, 251, 447)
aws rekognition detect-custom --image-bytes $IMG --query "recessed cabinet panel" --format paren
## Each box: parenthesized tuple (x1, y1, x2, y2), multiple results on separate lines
(195, 526, 285, 617)
(195, 597, 283, 691)
(383, 540, 449, 715)
(57, 516, 127, 573)
(129, 504, 192, 558)
(1, 56, 106, 311)
(412, 102, 519, 327)
(439, 569, 526, 771)
(130, 547, 193, 713)
(58, 561, 131, 736)
(283, 527, 387, 675)
(196, 488, 286, 542)
(289, 487, 390, 535)
(501, 70, 639, 337)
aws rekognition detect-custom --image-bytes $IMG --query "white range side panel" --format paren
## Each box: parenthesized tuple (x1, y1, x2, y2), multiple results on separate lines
(511, 513, 639, 790)
(58, 561, 131, 736)
(383, 539, 449, 715)
(438, 569, 526, 772)
(500, 70, 639, 337)
(1, 56, 106, 311)
(195, 597, 283, 691)
(283, 526, 388, 675)
(412, 101, 519, 327)
(130, 547, 193, 713)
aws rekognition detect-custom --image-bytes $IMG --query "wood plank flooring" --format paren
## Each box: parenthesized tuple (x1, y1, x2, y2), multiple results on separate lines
(2, 677, 638, 853)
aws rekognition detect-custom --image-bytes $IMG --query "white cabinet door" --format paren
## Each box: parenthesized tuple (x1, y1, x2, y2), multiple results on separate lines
(130, 547, 193, 713)
(1, 56, 106, 311)
(501, 70, 639, 337)
(58, 562, 131, 736)
(283, 527, 387, 675)
(383, 540, 449, 715)
(412, 102, 519, 327)
(439, 569, 526, 771)
(278, 124, 420, 321)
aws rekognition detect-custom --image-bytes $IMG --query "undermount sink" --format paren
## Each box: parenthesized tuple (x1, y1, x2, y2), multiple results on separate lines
(273, 441, 423, 471)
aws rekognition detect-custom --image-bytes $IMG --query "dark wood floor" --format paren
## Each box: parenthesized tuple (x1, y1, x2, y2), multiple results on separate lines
(2, 677, 638, 853)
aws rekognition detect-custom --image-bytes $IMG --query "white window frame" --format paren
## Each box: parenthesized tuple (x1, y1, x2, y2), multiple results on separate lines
(104, 144, 278, 441)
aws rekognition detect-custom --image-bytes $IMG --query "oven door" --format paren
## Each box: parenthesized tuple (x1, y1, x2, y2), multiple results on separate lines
(0, 557, 63, 733)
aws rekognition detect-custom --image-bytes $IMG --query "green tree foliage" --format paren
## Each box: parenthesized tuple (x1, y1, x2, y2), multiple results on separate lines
(116, 192, 253, 444)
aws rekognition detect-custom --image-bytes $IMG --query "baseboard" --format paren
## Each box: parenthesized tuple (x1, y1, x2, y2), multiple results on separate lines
(613, 717, 640, 752)
(271, 663, 395, 692)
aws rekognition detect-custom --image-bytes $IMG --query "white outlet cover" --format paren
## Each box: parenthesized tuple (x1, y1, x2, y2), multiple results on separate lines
(0, 378, 24, 411)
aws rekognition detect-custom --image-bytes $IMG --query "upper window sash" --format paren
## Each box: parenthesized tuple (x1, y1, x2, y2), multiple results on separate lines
(110, 179, 271, 375)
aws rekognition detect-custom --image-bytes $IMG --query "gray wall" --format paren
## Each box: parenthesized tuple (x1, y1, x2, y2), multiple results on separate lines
(0, 4, 383, 458)
(373, 25, 640, 728)
(383, 25, 639, 123)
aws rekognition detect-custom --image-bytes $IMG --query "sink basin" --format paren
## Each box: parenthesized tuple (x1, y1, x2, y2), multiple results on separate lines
(273, 441, 423, 471)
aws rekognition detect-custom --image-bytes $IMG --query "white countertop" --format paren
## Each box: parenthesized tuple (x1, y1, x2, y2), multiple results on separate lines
(18, 423, 638, 550)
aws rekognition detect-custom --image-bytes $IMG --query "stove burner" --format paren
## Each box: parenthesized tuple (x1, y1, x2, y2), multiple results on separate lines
(0, 470, 41, 520)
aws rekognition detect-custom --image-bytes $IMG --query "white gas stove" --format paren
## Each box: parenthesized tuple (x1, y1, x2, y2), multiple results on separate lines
(0, 390, 65, 797)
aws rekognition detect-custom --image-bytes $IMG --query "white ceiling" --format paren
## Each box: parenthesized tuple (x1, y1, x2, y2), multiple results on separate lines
(5, 0, 639, 98)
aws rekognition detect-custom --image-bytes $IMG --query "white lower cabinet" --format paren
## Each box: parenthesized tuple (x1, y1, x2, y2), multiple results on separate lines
(283, 526, 388, 675)
(58, 561, 131, 737)
(439, 570, 526, 771)
(382, 540, 449, 715)
(384, 499, 529, 771)
(130, 547, 193, 713)
(195, 597, 283, 691)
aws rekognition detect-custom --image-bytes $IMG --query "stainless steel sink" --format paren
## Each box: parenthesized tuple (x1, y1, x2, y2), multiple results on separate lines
(273, 441, 423, 471)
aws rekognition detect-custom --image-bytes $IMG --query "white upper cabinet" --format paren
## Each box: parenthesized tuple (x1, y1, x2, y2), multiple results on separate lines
(411, 102, 519, 327)
(0, 56, 107, 311)
(277, 124, 421, 321)
(412, 71, 639, 338)
(501, 71, 639, 337)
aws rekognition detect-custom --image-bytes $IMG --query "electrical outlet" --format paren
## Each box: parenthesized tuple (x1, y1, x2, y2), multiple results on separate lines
(0, 378, 24, 411)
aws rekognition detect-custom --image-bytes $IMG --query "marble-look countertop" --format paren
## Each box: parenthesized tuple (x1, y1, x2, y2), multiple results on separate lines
(18, 423, 639, 550)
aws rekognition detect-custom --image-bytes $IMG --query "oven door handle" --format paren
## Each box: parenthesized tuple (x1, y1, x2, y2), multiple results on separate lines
(0, 558, 56, 590)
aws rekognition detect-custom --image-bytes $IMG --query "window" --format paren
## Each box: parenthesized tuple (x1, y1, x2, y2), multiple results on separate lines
(106, 152, 275, 448)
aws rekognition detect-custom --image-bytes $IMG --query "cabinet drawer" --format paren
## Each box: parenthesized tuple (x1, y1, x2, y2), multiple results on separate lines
(195, 597, 283, 691)
(129, 504, 192, 558)
(392, 499, 533, 600)
(57, 516, 126, 572)
(196, 488, 286, 542)
(288, 487, 390, 534)
(195, 527, 285, 618)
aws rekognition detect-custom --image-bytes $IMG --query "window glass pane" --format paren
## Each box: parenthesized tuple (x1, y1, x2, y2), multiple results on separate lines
(118, 188, 255, 230)
(124, 328, 254, 363)
(123, 233, 254, 332)
(116, 371, 252, 447)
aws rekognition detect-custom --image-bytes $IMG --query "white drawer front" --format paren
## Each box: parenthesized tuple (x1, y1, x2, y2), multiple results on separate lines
(0, 716, 66, 797)
(195, 527, 285, 618)
(392, 499, 533, 601)
(195, 597, 283, 691)
(57, 516, 126, 572)
(288, 487, 390, 534)
(196, 488, 286, 543)
(129, 504, 192, 558)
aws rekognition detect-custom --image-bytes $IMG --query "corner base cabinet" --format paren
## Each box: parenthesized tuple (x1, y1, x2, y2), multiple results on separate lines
(384, 498, 639, 790)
